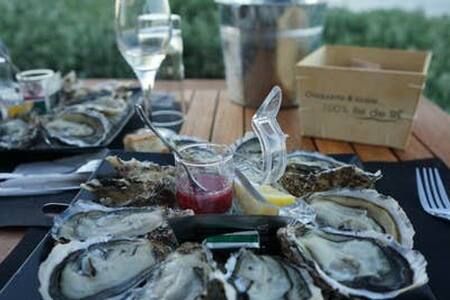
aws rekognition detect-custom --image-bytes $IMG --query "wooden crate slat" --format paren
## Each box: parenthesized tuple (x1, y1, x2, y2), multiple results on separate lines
(314, 138, 354, 154)
(211, 91, 244, 145)
(394, 134, 434, 161)
(413, 98, 450, 167)
(180, 90, 219, 141)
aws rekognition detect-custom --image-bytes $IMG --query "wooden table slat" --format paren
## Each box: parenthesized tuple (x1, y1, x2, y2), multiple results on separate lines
(211, 91, 244, 145)
(394, 134, 434, 161)
(353, 143, 398, 162)
(413, 98, 450, 167)
(314, 138, 354, 154)
(180, 90, 219, 141)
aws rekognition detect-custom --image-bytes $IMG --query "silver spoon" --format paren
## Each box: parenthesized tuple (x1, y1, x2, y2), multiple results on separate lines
(135, 104, 208, 192)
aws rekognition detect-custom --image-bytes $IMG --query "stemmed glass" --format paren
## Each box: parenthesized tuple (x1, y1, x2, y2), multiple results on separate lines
(115, 0, 172, 116)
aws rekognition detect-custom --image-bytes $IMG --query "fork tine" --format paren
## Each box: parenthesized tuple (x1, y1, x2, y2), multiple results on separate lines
(416, 168, 434, 212)
(427, 168, 445, 209)
(422, 168, 440, 210)
(433, 168, 450, 209)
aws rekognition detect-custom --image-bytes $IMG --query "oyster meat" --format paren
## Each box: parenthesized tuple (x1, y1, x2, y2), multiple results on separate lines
(51, 200, 189, 242)
(0, 118, 37, 149)
(225, 248, 323, 300)
(43, 106, 111, 147)
(81, 156, 176, 207)
(279, 151, 382, 197)
(278, 224, 428, 299)
(123, 243, 222, 300)
(77, 96, 128, 118)
(304, 189, 415, 248)
(38, 237, 173, 300)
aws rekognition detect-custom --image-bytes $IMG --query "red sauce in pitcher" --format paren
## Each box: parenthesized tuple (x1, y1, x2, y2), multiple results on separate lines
(176, 174, 233, 214)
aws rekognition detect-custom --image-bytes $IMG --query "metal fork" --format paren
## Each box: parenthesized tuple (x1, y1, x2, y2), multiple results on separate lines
(416, 167, 450, 220)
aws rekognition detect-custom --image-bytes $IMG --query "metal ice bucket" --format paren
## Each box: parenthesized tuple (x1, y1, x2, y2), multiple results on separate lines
(216, 0, 326, 107)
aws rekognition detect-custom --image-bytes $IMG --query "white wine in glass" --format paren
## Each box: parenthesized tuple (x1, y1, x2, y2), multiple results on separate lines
(115, 0, 172, 115)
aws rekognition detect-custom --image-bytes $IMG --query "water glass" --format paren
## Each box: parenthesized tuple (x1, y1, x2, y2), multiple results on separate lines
(175, 143, 234, 214)
(152, 14, 186, 132)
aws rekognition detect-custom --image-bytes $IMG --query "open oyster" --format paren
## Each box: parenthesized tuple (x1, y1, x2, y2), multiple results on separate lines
(105, 156, 176, 183)
(38, 237, 173, 300)
(279, 151, 381, 197)
(123, 243, 222, 300)
(225, 248, 323, 300)
(76, 96, 128, 118)
(51, 200, 190, 242)
(43, 106, 111, 147)
(278, 224, 428, 299)
(0, 119, 37, 149)
(304, 189, 415, 248)
(81, 156, 176, 207)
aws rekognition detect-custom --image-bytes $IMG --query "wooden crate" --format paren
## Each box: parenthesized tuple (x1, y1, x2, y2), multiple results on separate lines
(296, 45, 431, 149)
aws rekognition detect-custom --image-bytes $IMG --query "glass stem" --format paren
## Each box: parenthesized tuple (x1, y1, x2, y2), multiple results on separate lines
(138, 70, 157, 117)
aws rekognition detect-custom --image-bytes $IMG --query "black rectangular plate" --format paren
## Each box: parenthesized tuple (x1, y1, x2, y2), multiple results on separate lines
(0, 149, 109, 228)
(0, 152, 437, 300)
(0, 89, 141, 153)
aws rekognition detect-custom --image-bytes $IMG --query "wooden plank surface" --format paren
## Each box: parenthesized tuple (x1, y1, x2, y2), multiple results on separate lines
(394, 135, 434, 161)
(180, 90, 219, 140)
(413, 98, 450, 167)
(211, 91, 244, 145)
(353, 144, 398, 162)
(315, 138, 354, 155)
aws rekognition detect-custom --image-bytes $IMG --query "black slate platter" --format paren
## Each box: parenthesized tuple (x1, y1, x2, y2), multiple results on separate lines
(0, 149, 108, 227)
(0, 152, 438, 299)
(0, 89, 141, 153)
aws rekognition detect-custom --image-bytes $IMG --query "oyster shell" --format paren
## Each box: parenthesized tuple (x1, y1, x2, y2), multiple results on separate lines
(232, 132, 263, 182)
(123, 243, 220, 300)
(81, 156, 176, 207)
(279, 151, 382, 197)
(0, 119, 37, 149)
(43, 106, 111, 147)
(225, 248, 323, 300)
(304, 189, 415, 248)
(51, 200, 189, 242)
(38, 237, 172, 300)
(77, 96, 128, 117)
(105, 156, 175, 183)
(278, 224, 428, 299)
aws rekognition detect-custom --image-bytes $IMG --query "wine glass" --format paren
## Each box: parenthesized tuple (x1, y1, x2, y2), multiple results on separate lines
(115, 0, 172, 116)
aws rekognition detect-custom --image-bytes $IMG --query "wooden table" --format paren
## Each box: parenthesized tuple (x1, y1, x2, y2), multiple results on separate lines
(1, 79, 449, 266)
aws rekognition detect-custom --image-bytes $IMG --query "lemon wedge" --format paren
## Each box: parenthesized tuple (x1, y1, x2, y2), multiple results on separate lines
(258, 185, 296, 207)
(234, 181, 279, 216)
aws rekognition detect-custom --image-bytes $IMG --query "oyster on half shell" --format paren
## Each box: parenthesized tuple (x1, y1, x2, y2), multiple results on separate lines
(0, 119, 38, 149)
(43, 106, 111, 147)
(278, 224, 428, 299)
(123, 243, 225, 300)
(304, 189, 415, 248)
(81, 156, 176, 207)
(279, 151, 382, 197)
(51, 200, 190, 242)
(38, 237, 173, 300)
(225, 248, 323, 300)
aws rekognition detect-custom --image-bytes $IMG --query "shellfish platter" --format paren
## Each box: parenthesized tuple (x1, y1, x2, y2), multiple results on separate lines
(0, 149, 438, 300)
(0, 80, 140, 151)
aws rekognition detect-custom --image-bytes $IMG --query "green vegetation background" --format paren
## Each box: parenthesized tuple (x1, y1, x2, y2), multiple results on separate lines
(0, 0, 449, 111)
